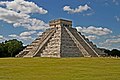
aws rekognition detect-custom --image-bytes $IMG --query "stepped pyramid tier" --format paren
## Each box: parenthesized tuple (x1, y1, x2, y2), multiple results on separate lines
(16, 19, 105, 58)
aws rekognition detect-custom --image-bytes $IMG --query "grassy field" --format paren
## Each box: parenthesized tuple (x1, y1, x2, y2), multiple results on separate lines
(0, 57, 120, 80)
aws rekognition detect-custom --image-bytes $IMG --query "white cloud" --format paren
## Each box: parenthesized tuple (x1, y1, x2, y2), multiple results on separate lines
(83, 12, 95, 16)
(63, 4, 91, 14)
(8, 30, 43, 42)
(110, 35, 120, 38)
(99, 34, 120, 50)
(0, 35, 8, 43)
(37, 32, 43, 36)
(8, 31, 39, 45)
(8, 34, 18, 38)
(85, 35, 97, 40)
(9, 34, 33, 41)
(14, 18, 49, 31)
(113, 0, 119, 5)
(0, 7, 29, 23)
(0, 0, 48, 45)
(105, 38, 120, 44)
(0, 35, 4, 39)
(0, 0, 48, 14)
(0, 7, 49, 31)
(20, 31, 36, 37)
(0, 0, 49, 31)
(115, 16, 120, 22)
(8, 33, 34, 45)
(76, 26, 112, 36)
(20, 36, 33, 41)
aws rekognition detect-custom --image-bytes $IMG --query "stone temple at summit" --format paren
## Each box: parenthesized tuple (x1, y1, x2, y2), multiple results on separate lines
(16, 19, 105, 58)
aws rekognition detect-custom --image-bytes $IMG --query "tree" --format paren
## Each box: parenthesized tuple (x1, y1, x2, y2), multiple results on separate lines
(111, 49, 120, 57)
(0, 43, 5, 57)
(104, 49, 111, 56)
(4, 39, 23, 57)
(104, 49, 120, 57)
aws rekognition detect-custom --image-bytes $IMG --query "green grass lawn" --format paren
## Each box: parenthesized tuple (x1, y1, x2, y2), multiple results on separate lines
(0, 57, 120, 80)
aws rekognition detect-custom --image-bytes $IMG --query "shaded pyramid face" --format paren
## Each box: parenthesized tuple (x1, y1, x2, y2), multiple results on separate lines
(16, 19, 103, 58)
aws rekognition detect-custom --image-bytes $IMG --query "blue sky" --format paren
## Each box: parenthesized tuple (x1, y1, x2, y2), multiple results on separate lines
(0, 0, 120, 50)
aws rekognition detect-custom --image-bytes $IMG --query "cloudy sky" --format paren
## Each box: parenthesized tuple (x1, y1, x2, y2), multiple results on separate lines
(0, 0, 120, 50)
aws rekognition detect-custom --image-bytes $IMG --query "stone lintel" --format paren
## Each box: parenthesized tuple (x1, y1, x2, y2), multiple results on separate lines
(49, 19, 72, 28)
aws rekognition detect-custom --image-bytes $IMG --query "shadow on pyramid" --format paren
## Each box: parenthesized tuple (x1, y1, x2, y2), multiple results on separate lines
(16, 19, 105, 58)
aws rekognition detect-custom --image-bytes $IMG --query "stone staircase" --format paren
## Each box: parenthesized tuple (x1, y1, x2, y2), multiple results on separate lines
(41, 28, 61, 57)
(60, 26, 82, 57)
(16, 28, 56, 57)
(64, 27, 91, 57)
(66, 27, 99, 57)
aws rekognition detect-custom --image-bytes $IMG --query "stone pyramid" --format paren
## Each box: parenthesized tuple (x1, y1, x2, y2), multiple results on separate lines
(16, 19, 104, 58)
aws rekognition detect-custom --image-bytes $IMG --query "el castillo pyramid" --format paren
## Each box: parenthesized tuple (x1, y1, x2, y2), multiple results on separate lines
(16, 19, 105, 58)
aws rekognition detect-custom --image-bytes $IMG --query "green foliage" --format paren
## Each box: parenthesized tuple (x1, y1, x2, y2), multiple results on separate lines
(104, 49, 120, 57)
(111, 49, 120, 57)
(0, 58, 120, 80)
(0, 43, 5, 57)
(104, 49, 111, 56)
(0, 39, 24, 57)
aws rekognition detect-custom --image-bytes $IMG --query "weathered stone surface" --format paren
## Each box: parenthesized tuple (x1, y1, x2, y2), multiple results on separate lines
(16, 19, 104, 58)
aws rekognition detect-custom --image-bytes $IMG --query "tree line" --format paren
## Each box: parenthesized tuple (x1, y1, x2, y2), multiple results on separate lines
(104, 49, 120, 57)
(0, 39, 24, 57)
